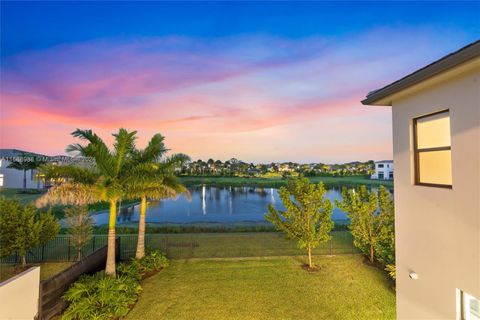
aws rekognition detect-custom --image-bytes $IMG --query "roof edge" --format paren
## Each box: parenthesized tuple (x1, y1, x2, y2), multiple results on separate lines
(362, 40, 480, 106)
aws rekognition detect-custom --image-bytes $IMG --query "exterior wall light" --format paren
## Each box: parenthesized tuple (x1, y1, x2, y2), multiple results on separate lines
(409, 272, 419, 280)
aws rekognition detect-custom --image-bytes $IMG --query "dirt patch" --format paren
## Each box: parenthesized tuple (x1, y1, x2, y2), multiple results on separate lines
(301, 264, 321, 272)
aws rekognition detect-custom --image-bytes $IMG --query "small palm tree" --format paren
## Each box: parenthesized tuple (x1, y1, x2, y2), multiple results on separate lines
(37, 128, 136, 276)
(124, 135, 190, 259)
(7, 153, 46, 191)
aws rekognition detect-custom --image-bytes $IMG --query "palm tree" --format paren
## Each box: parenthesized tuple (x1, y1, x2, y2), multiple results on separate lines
(37, 128, 136, 276)
(7, 153, 46, 191)
(124, 135, 190, 259)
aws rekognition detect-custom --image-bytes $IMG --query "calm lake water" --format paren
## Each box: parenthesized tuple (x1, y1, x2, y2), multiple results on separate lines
(91, 186, 352, 225)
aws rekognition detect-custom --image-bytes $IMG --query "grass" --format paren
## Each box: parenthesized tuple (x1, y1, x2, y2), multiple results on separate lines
(116, 231, 358, 260)
(127, 255, 396, 320)
(0, 188, 44, 204)
(0, 262, 72, 282)
(1, 231, 356, 263)
(179, 175, 393, 188)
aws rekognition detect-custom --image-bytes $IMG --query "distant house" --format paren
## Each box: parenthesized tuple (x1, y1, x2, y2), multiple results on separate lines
(0, 149, 49, 189)
(363, 40, 480, 319)
(370, 160, 394, 180)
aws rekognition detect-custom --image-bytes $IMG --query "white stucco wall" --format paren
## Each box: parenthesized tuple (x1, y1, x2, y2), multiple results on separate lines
(0, 266, 40, 320)
(0, 159, 44, 189)
(391, 67, 480, 319)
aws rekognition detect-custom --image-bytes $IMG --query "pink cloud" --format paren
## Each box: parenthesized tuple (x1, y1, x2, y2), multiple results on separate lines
(0, 29, 455, 161)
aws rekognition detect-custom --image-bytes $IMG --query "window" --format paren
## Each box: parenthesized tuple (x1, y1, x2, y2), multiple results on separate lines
(378, 164, 384, 168)
(461, 291, 480, 320)
(413, 110, 452, 188)
(378, 172, 384, 180)
(389, 172, 394, 179)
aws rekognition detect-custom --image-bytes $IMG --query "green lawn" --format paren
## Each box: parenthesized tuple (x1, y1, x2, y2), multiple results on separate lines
(0, 188, 44, 204)
(0, 262, 72, 282)
(116, 231, 357, 260)
(179, 176, 393, 188)
(127, 255, 396, 320)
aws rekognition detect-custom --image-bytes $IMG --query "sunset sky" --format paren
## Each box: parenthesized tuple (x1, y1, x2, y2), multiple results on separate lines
(1, 2, 479, 163)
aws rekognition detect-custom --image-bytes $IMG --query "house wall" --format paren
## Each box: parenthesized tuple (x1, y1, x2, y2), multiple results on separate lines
(0, 266, 40, 320)
(371, 162, 394, 180)
(392, 66, 480, 319)
(0, 159, 43, 189)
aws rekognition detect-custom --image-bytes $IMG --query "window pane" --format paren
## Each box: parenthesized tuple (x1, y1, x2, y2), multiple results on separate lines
(463, 291, 480, 320)
(417, 112, 451, 149)
(418, 150, 452, 185)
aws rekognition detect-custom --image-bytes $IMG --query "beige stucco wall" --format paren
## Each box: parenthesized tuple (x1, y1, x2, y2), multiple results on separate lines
(391, 66, 480, 319)
(0, 266, 40, 320)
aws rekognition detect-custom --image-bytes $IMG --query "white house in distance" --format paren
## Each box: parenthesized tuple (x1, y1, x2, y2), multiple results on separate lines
(0, 149, 48, 189)
(371, 160, 394, 180)
(363, 40, 479, 319)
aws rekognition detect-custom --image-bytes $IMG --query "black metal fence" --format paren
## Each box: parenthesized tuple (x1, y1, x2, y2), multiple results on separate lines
(1, 235, 110, 264)
(38, 239, 120, 320)
(1, 231, 358, 264)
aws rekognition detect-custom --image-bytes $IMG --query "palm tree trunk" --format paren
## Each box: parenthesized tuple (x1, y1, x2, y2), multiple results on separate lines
(135, 196, 147, 259)
(105, 200, 117, 276)
(22, 254, 27, 268)
(23, 169, 27, 191)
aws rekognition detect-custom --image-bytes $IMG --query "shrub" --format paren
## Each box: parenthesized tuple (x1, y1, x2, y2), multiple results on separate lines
(385, 264, 396, 280)
(62, 273, 142, 320)
(118, 250, 169, 280)
(0, 197, 60, 267)
(117, 262, 143, 281)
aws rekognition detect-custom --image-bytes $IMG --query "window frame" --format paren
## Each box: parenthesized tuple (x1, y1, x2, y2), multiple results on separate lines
(412, 109, 452, 189)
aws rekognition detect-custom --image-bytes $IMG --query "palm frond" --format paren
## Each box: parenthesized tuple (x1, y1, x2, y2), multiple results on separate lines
(40, 165, 98, 184)
(36, 182, 98, 207)
(67, 129, 116, 177)
(113, 128, 137, 176)
(141, 133, 167, 163)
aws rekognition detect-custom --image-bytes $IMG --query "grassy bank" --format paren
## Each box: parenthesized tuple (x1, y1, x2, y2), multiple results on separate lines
(127, 255, 395, 320)
(0, 188, 138, 218)
(179, 175, 393, 188)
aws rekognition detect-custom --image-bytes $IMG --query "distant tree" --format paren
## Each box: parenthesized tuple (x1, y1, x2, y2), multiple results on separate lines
(0, 198, 60, 267)
(65, 206, 93, 261)
(336, 185, 392, 263)
(7, 153, 47, 191)
(265, 177, 334, 269)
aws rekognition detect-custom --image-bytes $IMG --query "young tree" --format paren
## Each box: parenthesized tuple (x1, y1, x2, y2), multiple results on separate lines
(336, 185, 392, 263)
(265, 177, 334, 269)
(0, 198, 59, 267)
(375, 186, 395, 276)
(65, 206, 93, 261)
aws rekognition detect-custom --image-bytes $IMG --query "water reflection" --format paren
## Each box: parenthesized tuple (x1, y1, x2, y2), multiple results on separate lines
(90, 186, 367, 225)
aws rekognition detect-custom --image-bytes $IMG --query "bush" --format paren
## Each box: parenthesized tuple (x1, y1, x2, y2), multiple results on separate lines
(0, 197, 60, 267)
(62, 251, 168, 319)
(62, 273, 142, 320)
(118, 250, 169, 280)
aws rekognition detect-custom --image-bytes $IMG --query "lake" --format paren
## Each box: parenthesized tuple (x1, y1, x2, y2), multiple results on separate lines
(91, 186, 352, 225)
